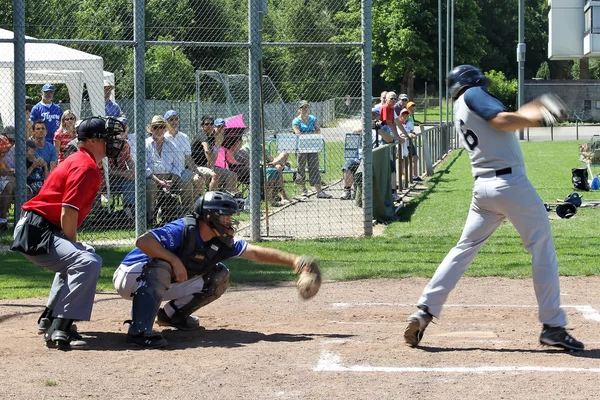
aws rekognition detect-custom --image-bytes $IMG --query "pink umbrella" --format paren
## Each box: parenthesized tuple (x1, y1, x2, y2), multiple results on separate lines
(225, 114, 246, 129)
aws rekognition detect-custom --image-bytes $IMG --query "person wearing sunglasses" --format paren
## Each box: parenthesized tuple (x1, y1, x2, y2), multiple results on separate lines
(54, 110, 78, 163)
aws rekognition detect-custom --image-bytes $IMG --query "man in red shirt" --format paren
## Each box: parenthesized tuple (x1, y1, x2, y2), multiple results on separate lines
(11, 116, 124, 350)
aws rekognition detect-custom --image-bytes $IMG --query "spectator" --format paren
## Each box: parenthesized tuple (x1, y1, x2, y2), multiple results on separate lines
(145, 115, 185, 225)
(372, 91, 387, 114)
(212, 119, 239, 193)
(292, 101, 332, 199)
(54, 110, 77, 163)
(25, 103, 33, 138)
(395, 93, 409, 115)
(32, 121, 58, 171)
(104, 80, 122, 117)
(30, 83, 63, 143)
(190, 115, 218, 195)
(405, 101, 422, 181)
(107, 121, 135, 220)
(62, 141, 79, 160)
(164, 110, 196, 213)
(0, 135, 14, 231)
(379, 92, 405, 201)
(25, 139, 48, 199)
(2, 126, 16, 170)
(398, 108, 412, 180)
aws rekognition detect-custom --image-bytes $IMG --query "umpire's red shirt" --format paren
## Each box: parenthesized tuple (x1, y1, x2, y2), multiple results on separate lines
(22, 147, 102, 228)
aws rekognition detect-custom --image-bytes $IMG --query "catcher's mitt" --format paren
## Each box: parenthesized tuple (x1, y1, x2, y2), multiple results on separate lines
(294, 255, 322, 300)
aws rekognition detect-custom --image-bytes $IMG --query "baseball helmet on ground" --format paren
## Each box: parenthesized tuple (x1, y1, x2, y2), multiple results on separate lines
(556, 202, 577, 219)
(563, 193, 582, 208)
(447, 65, 487, 99)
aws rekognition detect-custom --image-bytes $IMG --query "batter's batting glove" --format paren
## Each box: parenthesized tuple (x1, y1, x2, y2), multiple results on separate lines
(538, 93, 569, 127)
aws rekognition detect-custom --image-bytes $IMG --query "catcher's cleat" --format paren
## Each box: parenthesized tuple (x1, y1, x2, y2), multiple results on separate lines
(540, 325, 584, 352)
(126, 330, 167, 349)
(404, 307, 433, 347)
(156, 308, 203, 331)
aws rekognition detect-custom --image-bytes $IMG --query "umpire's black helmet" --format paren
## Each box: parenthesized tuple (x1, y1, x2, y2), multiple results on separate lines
(447, 65, 487, 99)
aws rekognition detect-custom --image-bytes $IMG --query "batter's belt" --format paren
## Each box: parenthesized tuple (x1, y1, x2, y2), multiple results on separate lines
(475, 167, 512, 180)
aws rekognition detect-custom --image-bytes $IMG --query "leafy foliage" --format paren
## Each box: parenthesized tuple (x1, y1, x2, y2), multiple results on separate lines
(485, 70, 517, 111)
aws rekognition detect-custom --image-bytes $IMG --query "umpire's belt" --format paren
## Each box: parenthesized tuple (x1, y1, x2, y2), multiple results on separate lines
(475, 167, 512, 180)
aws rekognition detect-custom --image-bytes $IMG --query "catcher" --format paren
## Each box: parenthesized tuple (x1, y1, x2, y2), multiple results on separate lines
(113, 191, 321, 348)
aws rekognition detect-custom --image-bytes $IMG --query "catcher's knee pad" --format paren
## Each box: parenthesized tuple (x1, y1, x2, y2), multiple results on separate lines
(175, 263, 230, 317)
(129, 259, 172, 335)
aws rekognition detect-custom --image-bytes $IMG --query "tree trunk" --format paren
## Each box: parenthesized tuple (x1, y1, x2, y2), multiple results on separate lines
(580, 58, 590, 80)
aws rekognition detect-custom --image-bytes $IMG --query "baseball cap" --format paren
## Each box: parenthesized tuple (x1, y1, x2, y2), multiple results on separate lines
(42, 83, 54, 92)
(77, 117, 107, 139)
(298, 100, 309, 108)
(103, 80, 114, 87)
(2, 125, 15, 139)
(400, 108, 409, 115)
(164, 110, 178, 120)
(117, 116, 128, 124)
(399, 94, 409, 100)
(407, 101, 416, 108)
(214, 118, 225, 127)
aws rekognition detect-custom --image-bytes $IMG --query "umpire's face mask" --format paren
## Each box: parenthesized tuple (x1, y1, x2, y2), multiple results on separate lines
(105, 134, 125, 160)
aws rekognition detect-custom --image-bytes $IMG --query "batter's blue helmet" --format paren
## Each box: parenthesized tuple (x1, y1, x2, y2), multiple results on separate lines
(447, 65, 487, 99)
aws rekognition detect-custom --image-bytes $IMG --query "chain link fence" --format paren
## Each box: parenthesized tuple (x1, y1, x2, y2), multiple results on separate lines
(1, 0, 456, 248)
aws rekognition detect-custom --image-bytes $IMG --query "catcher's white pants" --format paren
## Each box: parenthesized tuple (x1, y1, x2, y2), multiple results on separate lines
(113, 262, 205, 301)
(418, 168, 567, 327)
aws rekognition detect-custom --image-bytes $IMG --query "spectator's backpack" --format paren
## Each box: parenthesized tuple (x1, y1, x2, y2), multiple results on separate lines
(572, 167, 590, 191)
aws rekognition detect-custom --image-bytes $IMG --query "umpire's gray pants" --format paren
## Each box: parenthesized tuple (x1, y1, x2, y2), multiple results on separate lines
(14, 216, 102, 321)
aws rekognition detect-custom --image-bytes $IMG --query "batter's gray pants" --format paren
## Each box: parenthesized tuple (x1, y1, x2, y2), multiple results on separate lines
(418, 170, 567, 327)
(14, 216, 102, 321)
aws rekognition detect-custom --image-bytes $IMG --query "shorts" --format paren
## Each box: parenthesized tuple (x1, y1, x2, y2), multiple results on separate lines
(342, 159, 361, 173)
(265, 167, 280, 182)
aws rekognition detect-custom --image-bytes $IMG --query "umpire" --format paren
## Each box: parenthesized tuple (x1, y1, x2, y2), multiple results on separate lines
(11, 117, 125, 350)
(113, 191, 318, 348)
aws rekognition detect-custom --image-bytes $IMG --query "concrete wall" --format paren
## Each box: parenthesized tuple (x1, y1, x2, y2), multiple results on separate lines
(526, 80, 600, 121)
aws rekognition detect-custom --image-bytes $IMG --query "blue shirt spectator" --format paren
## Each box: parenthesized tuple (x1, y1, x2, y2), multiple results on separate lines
(104, 81, 122, 117)
(31, 120, 58, 170)
(30, 83, 63, 143)
(292, 115, 318, 133)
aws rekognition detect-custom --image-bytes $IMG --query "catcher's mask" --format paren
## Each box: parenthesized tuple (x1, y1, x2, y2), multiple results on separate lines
(193, 191, 239, 247)
(77, 116, 125, 161)
(556, 202, 577, 219)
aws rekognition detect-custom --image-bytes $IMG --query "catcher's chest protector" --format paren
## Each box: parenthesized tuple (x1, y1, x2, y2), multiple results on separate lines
(178, 216, 235, 278)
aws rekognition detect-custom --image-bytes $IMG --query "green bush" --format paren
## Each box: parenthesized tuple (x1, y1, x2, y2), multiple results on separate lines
(484, 70, 517, 111)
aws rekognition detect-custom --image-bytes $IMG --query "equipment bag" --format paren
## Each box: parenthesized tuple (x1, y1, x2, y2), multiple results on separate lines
(572, 167, 590, 191)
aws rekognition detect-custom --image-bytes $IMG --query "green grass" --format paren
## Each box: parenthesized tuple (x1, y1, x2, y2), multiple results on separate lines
(2, 140, 599, 299)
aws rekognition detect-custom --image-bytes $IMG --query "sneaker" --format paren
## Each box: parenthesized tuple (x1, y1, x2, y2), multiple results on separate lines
(412, 176, 423, 182)
(540, 325, 584, 351)
(301, 188, 309, 197)
(404, 307, 433, 347)
(340, 189, 352, 200)
(126, 330, 167, 349)
(316, 191, 332, 199)
(156, 308, 202, 331)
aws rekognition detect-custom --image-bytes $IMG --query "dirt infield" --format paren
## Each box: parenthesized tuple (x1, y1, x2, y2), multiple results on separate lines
(1, 277, 600, 399)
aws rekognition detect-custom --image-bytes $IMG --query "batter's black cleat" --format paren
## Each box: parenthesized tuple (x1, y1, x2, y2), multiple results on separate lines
(404, 306, 433, 347)
(540, 325, 584, 352)
(126, 330, 167, 349)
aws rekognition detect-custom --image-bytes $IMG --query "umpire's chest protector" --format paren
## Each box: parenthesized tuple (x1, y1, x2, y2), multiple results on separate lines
(178, 216, 235, 277)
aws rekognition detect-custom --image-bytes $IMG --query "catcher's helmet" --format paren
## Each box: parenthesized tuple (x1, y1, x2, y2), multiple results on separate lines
(556, 202, 577, 219)
(194, 191, 239, 246)
(447, 65, 487, 99)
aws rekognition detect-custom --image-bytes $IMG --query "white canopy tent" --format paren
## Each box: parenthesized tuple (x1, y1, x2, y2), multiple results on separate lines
(0, 28, 105, 126)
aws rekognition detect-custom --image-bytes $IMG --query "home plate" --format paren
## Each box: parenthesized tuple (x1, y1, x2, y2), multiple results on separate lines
(434, 331, 497, 338)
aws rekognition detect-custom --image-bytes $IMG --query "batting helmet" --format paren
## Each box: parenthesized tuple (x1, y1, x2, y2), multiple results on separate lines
(193, 191, 239, 247)
(563, 192, 582, 208)
(447, 65, 487, 99)
(556, 202, 577, 219)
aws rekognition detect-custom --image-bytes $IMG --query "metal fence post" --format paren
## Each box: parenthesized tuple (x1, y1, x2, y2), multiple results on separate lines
(134, 0, 147, 235)
(362, 0, 373, 236)
(13, 0, 26, 223)
(249, 0, 263, 241)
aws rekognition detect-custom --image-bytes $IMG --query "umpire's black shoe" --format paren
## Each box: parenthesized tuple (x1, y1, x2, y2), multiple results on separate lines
(540, 325, 584, 351)
(126, 330, 167, 349)
(44, 319, 89, 350)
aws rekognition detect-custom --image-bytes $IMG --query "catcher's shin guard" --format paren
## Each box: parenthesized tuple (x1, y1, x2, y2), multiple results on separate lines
(174, 263, 230, 318)
(127, 259, 171, 336)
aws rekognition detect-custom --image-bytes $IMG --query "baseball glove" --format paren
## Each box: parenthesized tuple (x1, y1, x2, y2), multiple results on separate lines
(538, 93, 569, 127)
(294, 255, 322, 300)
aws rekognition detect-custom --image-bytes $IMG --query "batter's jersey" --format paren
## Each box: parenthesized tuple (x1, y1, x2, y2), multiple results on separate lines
(22, 147, 102, 228)
(454, 87, 525, 177)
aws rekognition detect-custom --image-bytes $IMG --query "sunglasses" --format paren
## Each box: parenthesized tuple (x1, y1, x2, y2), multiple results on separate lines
(64, 117, 75, 121)
(168, 117, 179, 122)
(203, 122, 214, 126)
(152, 125, 166, 130)
(389, 97, 397, 100)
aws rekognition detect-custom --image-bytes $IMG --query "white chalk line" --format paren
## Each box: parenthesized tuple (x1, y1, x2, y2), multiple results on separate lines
(313, 351, 600, 373)
(331, 303, 600, 322)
